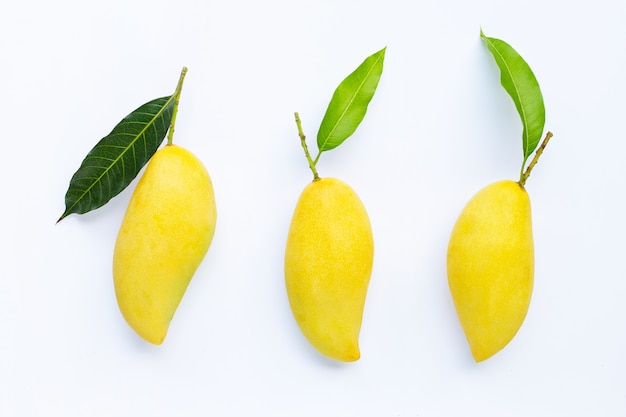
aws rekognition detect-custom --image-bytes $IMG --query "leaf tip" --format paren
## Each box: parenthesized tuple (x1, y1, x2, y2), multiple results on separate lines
(56, 208, 71, 224)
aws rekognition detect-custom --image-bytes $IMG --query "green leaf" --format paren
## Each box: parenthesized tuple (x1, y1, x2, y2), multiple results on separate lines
(58, 95, 175, 222)
(481, 30, 545, 165)
(317, 47, 386, 153)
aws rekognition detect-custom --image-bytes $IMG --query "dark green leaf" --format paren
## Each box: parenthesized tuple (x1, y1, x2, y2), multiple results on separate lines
(317, 47, 386, 153)
(58, 95, 175, 222)
(481, 30, 545, 165)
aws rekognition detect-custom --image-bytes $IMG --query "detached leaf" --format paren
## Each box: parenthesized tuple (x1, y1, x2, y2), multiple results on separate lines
(481, 30, 545, 164)
(58, 96, 175, 221)
(317, 47, 386, 153)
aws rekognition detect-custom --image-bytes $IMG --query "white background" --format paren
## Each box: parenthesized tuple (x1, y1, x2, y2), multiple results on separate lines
(2, 0, 625, 415)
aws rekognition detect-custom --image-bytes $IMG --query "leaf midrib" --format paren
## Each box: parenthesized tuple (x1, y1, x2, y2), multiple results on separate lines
(65, 95, 174, 214)
(484, 36, 531, 157)
(319, 52, 384, 151)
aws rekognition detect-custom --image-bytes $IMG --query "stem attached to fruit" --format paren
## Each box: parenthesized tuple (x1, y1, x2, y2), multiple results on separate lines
(519, 131, 554, 186)
(294, 112, 320, 180)
(167, 67, 189, 145)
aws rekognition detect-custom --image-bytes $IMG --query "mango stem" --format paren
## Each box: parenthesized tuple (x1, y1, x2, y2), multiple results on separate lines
(167, 67, 188, 145)
(294, 112, 320, 180)
(519, 131, 553, 187)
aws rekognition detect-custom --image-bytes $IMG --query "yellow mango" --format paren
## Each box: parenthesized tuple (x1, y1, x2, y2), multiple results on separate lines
(447, 180, 533, 362)
(113, 144, 217, 344)
(285, 177, 374, 362)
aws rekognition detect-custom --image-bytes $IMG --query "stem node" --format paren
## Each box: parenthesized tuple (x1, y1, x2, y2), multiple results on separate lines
(519, 131, 554, 186)
(294, 112, 320, 180)
(167, 67, 188, 145)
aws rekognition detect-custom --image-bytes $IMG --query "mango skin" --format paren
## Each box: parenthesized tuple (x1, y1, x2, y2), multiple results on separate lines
(285, 177, 374, 362)
(447, 180, 533, 362)
(113, 144, 217, 345)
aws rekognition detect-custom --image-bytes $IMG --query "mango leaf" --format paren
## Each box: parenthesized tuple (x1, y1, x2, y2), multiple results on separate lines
(317, 47, 386, 153)
(58, 95, 175, 222)
(481, 30, 545, 165)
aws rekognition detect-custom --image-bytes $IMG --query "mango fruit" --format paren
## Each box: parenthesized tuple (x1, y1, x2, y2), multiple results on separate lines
(447, 180, 533, 362)
(113, 144, 217, 344)
(285, 177, 374, 362)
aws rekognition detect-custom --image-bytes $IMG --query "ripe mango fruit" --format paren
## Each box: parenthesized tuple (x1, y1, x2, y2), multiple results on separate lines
(447, 180, 533, 362)
(113, 144, 217, 344)
(285, 177, 374, 362)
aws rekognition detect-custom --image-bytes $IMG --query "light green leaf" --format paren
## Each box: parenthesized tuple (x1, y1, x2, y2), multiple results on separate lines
(317, 47, 386, 153)
(58, 96, 175, 222)
(481, 30, 545, 165)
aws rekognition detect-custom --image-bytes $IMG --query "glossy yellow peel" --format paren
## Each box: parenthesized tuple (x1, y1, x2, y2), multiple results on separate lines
(447, 180, 533, 362)
(113, 144, 217, 344)
(285, 177, 374, 362)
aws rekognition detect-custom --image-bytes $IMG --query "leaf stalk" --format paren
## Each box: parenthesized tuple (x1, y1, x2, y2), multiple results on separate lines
(519, 131, 553, 186)
(167, 67, 188, 145)
(294, 112, 319, 180)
